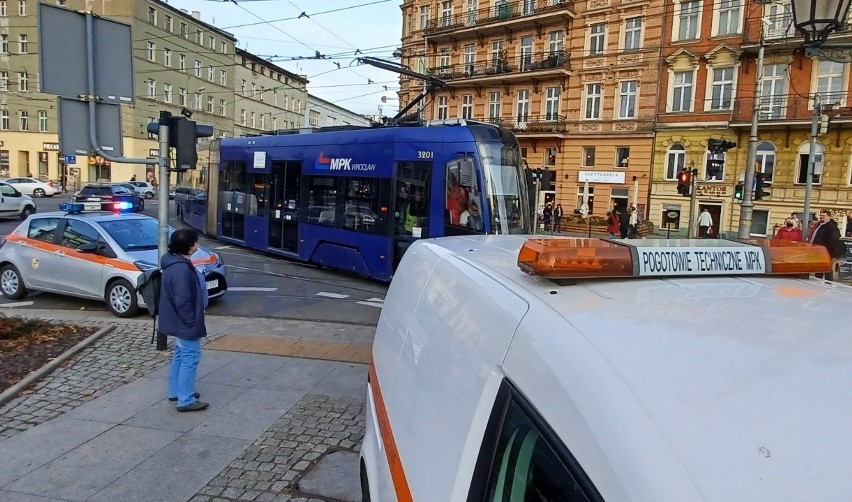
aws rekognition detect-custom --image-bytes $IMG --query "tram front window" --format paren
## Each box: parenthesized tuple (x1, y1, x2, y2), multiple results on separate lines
(478, 142, 530, 234)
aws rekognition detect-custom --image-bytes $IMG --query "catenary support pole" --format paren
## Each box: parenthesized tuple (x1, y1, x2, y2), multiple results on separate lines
(802, 94, 820, 242)
(738, 30, 765, 239)
(687, 168, 699, 238)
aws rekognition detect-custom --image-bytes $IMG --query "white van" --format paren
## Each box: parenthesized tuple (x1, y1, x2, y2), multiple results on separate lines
(361, 236, 852, 501)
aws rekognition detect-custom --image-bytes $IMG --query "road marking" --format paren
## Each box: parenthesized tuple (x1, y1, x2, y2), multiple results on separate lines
(0, 301, 34, 308)
(228, 287, 278, 292)
(315, 292, 349, 299)
(356, 301, 384, 308)
(214, 245, 233, 250)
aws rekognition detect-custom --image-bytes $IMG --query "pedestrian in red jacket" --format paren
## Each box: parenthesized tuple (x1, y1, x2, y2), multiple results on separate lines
(774, 220, 802, 241)
(606, 211, 620, 238)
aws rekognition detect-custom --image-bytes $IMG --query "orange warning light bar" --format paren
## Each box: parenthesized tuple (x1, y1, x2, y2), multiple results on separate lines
(740, 238, 832, 275)
(517, 238, 634, 279)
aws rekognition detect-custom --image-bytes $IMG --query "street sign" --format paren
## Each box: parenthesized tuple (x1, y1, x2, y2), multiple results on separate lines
(38, 3, 135, 104)
(65, 155, 76, 165)
(58, 98, 123, 156)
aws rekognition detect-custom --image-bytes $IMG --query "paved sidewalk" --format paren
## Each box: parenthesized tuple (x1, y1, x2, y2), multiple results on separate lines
(0, 310, 374, 502)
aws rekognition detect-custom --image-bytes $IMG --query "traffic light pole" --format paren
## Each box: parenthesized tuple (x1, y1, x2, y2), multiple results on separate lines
(802, 95, 820, 242)
(157, 114, 171, 260)
(687, 168, 698, 238)
(737, 31, 765, 239)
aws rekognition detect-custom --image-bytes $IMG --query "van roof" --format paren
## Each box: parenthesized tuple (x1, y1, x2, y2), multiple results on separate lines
(418, 235, 852, 499)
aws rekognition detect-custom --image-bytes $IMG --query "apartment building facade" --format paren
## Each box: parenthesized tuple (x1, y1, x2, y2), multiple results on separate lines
(233, 48, 308, 137)
(304, 95, 373, 129)
(398, 0, 661, 217)
(651, 0, 852, 237)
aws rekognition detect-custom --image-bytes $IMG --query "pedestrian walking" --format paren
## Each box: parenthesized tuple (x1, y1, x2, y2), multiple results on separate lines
(606, 211, 619, 239)
(554, 203, 563, 232)
(628, 206, 639, 239)
(697, 208, 713, 238)
(616, 205, 629, 239)
(809, 209, 846, 281)
(130, 174, 137, 182)
(542, 203, 553, 233)
(160, 228, 210, 412)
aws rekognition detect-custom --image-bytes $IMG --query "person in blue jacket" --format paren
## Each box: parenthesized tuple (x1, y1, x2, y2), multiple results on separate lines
(160, 228, 209, 412)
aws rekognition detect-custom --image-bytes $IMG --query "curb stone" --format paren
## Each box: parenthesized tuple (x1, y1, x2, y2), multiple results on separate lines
(0, 325, 115, 408)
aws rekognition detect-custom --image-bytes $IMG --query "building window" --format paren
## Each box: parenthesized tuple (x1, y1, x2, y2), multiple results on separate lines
(761, 63, 787, 119)
(671, 70, 694, 112)
(0, 35, 7, 54)
(179, 88, 186, 106)
(219, 99, 226, 116)
(437, 96, 449, 120)
(18, 34, 26, 54)
(163, 48, 171, 67)
(419, 5, 429, 29)
(589, 23, 605, 55)
(0, 108, 8, 130)
(716, 0, 742, 36)
(797, 141, 824, 185)
(194, 60, 201, 77)
(19, 110, 27, 131)
(220, 70, 227, 86)
(308, 110, 319, 126)
(180, 22, 188, 38)
(0, 71, 6, 91)
(164, 14, 173, 33)
(207, 96, 214, 113)
(816, 60, 846, 107)
(677, 0, 701, 41)
(220, 41, 227, 54)
(0, 2, 6, 17)
(545, 147, 557, 166)
(461, 95, 473, 120)
(194, 93, 201, 110)
(517, 89, 530, 123)
(272, 90, 278, 106)
(710, 67, 734, 110)
(582, 147, 596, 167)
(195, 29, 202, 45)
(260, 114, 266, 130)
(616, 147, 630, 168)
(624, 17, 642, 50)
(241, 80, 247, 96)
(440, 1, 452, 27)
(577, 186, 595, 214)
(765, 2, 793, 39)
(464, 44, 476, 74)
(618, 80, 637, 118)
(208, 35, 215, 50)
(38, 110, 47, 132)
(240, 109, 247, 125)
(488, 92, 501, 121)
(163, 83, 172, 103)
(439, 48, 451, 70)
(179, 54, 186, 71)
(147, 79, 155, 98)
(585, 83, 602, 119)
(544, 87, 560, 121)
(750, 209, 769, 236)
(148, 6, 156, 24)
(147, 41, 155, 61)
(491, 40, 504, 67)
(519, 36, 533, 71)
(549, 30, 564, 55)
(665, 143, 686, 180)
(17, 71, 27, 92)
(207, 66, 214, 82)
(17, 0, 23, 16)
(756, 141, 776, 183)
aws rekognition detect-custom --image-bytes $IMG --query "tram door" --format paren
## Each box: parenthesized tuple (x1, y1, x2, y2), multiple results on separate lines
(267, 161, 301, 253)
(392, 161, 432, 268)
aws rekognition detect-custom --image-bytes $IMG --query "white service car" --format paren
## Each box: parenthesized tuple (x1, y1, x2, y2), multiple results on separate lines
(128, 181, 157, 199)
(2, 177, 58, 197)
(361, 236, 851, 501)
(0, 182, 36, 220)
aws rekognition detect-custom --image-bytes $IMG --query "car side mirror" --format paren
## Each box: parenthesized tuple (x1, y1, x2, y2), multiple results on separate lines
(77, 242, 99, 253)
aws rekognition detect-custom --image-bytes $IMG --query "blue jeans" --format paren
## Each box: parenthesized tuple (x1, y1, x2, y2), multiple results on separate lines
(169, 338, 201, 407)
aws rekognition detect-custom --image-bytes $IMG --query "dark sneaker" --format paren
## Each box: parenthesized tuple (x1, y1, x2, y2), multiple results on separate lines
(177, 401, 209, 412)
(168, 392, 200, 402)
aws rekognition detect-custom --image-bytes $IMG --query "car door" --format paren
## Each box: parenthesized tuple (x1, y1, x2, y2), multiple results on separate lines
(0, 183, 20, 216)
(53, 218, 106, 298)
(11, 216, 63, 290)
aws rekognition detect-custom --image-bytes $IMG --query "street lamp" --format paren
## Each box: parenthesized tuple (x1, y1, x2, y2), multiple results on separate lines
(791, 0, 852, 48)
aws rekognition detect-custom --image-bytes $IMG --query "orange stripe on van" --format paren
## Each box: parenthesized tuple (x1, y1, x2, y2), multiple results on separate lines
(368, 361, 414, 502)
(5, 236, 140, 272)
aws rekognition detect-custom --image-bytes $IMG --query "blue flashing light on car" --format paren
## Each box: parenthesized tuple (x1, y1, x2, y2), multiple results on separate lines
(60, 201, 135, 213)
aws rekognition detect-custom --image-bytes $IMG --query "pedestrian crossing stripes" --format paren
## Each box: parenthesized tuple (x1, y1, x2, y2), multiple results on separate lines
(315, 292, 385, 308)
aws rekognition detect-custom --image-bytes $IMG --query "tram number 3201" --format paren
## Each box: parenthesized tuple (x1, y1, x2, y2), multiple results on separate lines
(417, 151, 434, 159)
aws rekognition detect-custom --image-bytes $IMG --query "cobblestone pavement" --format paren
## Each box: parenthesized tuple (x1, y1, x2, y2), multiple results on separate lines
(0, 316, 222, 441)
(191, 394, 365, 502)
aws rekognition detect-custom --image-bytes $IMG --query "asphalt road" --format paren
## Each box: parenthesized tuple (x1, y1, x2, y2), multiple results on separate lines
(0, 194, 387, 326)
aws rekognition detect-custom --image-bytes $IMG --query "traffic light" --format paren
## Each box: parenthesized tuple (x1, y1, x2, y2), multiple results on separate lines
(754, 172, 769, 200)
(676, 169, 691, 197)
(734, 182, 744, 200)
(708, 138, 736, 154)
(146, 113, 214, 172)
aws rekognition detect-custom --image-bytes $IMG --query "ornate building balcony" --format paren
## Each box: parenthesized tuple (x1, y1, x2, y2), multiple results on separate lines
(423, 0, 574, 42)
(426, 51, 570, 85)
(488, 115, 569, 135)
(731, 92, 849, 125)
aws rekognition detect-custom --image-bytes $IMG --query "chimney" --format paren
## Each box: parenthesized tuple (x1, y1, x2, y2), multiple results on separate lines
(191, 11, 201, 20)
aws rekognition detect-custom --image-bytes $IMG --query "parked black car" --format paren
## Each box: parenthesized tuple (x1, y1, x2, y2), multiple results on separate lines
(74, 184, 145, 212)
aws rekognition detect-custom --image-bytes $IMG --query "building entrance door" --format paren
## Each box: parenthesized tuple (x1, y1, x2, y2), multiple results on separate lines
(698, 203, 722, 238)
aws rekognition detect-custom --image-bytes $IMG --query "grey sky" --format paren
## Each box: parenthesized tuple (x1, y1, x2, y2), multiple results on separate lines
(167, 0, 402, 116)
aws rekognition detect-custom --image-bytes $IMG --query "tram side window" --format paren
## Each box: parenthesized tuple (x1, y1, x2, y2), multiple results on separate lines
(342, 178, 388, 235)
(447, 157, 484, 232)
(480, 397, 592, 502)
(306, 176, 338, 226)
(247, 173, 268, 217)
(395, 161, 431, 238)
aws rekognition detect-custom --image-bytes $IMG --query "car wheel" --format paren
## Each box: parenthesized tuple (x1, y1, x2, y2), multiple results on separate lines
(145, 191, 154, 199)
(19, 205, 35, 220)
(1, 264, 28, 300)
(32, 188, 45, 198)
(360, 462, 371, 502)
(106, 279, 140, 317)
(138, 199, 145, 212)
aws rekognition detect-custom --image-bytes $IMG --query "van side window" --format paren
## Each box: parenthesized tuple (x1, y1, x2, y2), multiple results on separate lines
(470, 385, 599, 502)
(28, 218, 60, 243)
